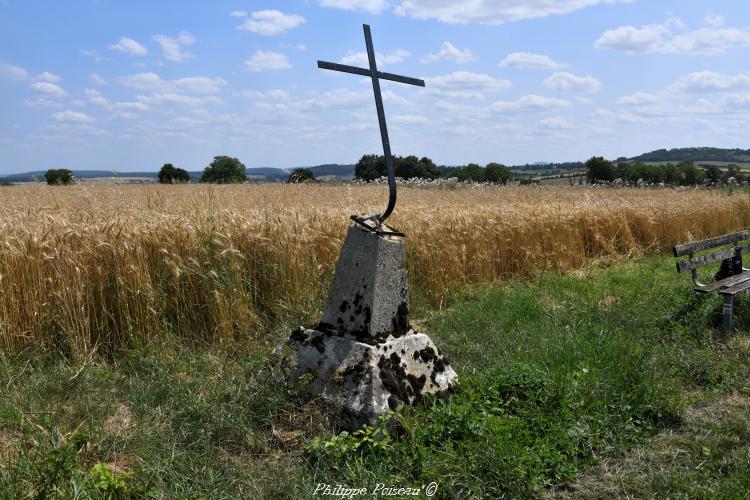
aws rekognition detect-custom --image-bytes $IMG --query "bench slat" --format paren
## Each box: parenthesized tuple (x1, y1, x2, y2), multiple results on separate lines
(719, 278, 750, 296)
(696, 271, 750, 293)
(676, 242, 750, 273)
(673, 230, 749, 257)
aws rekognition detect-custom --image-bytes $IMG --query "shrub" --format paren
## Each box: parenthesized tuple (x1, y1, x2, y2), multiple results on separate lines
(45, 169, 75, 185)
(287, 168, 315, 183)
(158, 164, 191, 184)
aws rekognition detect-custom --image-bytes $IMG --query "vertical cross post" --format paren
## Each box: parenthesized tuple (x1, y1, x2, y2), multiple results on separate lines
(317, 24, 425, 231)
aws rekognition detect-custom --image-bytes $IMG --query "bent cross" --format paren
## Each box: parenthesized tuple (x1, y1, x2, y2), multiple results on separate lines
(318, 24, 425, 234)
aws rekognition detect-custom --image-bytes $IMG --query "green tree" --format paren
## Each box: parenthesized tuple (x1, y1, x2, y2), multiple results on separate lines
(287, 167, 315, 183)
(45, 168, 75, 185)
(677, 162, 705, 186)
(585, 156, 615, 183)
(354, 154, 442, 181)
(200, 156, 247, 184)
(453, 163, 485, 182)
(158, 163, 190, 184)
(484, 163, 512, 185)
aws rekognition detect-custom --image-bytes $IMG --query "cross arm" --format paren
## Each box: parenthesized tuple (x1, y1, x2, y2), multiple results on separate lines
(317, 60, 425, 87)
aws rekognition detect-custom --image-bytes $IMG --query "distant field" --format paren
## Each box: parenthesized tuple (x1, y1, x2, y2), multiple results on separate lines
(1, 183, 750, 355)
(642, 161, 750, 170)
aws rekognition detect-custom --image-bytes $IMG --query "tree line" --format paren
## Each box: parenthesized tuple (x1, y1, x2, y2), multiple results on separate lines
(584, 156, 733, 186)
(354, 154, 512, 184)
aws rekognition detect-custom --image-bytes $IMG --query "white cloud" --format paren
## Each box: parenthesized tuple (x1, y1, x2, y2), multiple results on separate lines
(238, 10, 305, 35)
(52, 110, 96, 123)
(35, 71, 61, 83)
(81, 49, 104, 62)
(30, 81, 67, 96)
(90, 73, 107, 85)
(339, 49, 410, 67)
(704, 14, 725, 27)
(393, 0, 634, 25)
(669, 71, 750, 93)
(426, 71, 511, 99)
(108, 37, 148, 56)
(421, 42, 475, 63)
(117, 72, 227, 93)
(543, 72, 602, 92)
(136, 93, 222, 107)
(499, 52, 566, 70)
(319, 0, 389, 14)
(84, 88, 110, 106)
(595, 18, 750, 55)
(112, 101, 150, 112)
(244, 51, 292, 72)
(0, 62, 28, 81)
(153, 32, 195, 62)
(617, 91, 659, 105)
(241, 89, 291, 100)
(24, 98, 63, 108)
(490, 95, 570, 112)
(230, 10, 247, 17)
(540, 116, 574, 129)
(392, 114, 430, 124)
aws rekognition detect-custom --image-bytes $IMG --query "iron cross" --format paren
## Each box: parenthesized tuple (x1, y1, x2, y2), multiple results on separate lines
(318, 24, 425, 233)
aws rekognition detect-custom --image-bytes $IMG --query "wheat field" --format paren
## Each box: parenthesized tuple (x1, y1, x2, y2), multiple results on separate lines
(1, 183, 748, 356)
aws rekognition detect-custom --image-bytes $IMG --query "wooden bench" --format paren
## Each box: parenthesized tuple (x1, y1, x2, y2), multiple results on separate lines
(674, 230, 750, 329)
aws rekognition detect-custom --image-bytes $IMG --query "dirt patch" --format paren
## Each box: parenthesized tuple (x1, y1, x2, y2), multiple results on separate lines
(104, 404, 133, 434)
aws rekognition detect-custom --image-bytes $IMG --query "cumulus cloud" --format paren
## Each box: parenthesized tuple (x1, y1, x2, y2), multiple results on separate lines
(241, 89, 291, 100)
(108, 37, 148, 56)
(34, 71, 61, 83)
(617, 91, 659, 105)
(499, 52, 566, 70)
(318, 0, 389, 14)
(543, 72, 602, 92)
(117, 72, 227, 93)
(595, 17, 750, 55)
(0, 62, 28, 81)
(393, 0, 634, 25)
(136, 93, 222, 107)
(392, 114, 430, 124)
(238, 10, 305, 35)
(84, 88, 110, 106)
(540, 116, 574, 129)
(421, 42, 475, 63)
(339, 49, 410, 67)
(30, 81, 67, 96)
(230, 10, 247, 17)
(490, 95, 570, 112)
(669, 71, 750, 93)
(153, 32, 195, 62)
(52, 110, 96, 123)
(90, 73, 108, 85)
(426, 71, 511, 99)
(244, 51, 292, 71)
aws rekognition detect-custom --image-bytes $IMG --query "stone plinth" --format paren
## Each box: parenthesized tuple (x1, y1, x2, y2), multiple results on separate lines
(319, 224, 409, 340)
(269, 222, 457, 426)
(274, 328, 456, 426)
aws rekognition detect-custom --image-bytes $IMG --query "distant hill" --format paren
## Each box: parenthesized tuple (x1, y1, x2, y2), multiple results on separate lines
(0, 165, 354, 183)
(308, 164, 354, 178)
(629, 147, 750, 164)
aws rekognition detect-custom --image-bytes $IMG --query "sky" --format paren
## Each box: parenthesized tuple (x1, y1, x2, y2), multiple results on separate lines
(0, 0, 749, 174)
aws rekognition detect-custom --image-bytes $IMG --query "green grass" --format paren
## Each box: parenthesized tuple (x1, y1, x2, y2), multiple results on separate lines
(0, 257, 748, 498)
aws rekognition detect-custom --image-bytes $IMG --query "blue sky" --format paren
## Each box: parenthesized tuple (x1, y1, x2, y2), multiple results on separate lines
(1, 0, 749, 174)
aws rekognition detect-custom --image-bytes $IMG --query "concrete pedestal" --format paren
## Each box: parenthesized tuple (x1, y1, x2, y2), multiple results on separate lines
(270, 222, 457, 426)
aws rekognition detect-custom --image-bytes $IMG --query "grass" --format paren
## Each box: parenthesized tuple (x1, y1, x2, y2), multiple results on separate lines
(1, 256, 748, 497)
(2, 183, 750, 356)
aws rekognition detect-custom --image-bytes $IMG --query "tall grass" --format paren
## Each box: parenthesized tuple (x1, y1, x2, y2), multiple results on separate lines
(1, 183, 749, 356)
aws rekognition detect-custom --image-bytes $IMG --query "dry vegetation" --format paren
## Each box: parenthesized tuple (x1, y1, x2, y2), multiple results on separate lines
(1, 183, 749, 356)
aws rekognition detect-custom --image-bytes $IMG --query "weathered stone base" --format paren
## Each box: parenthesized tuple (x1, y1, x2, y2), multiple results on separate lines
(272, 327, 457, 426)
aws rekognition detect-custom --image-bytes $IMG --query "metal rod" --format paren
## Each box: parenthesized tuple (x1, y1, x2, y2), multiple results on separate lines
(317, 61, 425, 87)
(363, 24, 396, 224)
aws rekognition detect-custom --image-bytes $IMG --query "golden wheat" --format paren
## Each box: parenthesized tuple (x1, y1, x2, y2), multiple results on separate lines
(0, 183, 748, 356)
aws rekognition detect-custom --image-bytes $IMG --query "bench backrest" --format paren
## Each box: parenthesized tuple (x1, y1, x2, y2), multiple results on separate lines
(674, 231, 750, 282)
